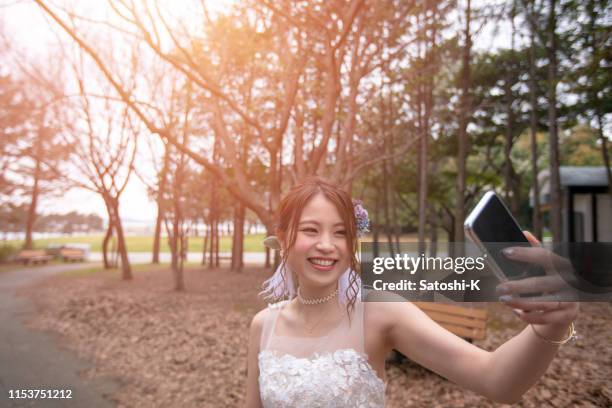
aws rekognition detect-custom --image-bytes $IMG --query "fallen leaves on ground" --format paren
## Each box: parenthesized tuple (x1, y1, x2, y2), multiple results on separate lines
(19, 266, 611, 408)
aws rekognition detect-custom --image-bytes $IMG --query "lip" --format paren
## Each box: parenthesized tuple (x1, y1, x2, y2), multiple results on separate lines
(307, 257, 338, 272)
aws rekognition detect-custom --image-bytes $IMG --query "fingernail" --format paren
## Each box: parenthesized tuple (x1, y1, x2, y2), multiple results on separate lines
(496, 285, 510, 294)
(499, 295, 512, 302)
(502, 248, 515, 257)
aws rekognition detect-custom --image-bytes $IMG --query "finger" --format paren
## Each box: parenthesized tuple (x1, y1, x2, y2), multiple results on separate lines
(497, 276, 564, 294)
(520, 232, 574, 270)
(514, 308, 573, 325)
(500, 299, 566, 311)
(511, 291, 579, 302)
(502, 293, 577, 302)
(523, 230, 541, 247)
(502, 246, 551, 265)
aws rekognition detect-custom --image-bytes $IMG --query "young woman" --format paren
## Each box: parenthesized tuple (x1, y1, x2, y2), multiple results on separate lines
(245, 177, 579, 407)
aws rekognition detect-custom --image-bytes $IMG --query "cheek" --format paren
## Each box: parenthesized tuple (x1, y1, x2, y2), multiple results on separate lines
(337, 238, 350, 255)
(286, 236, 314, 268)
(292, 236, 313, 254)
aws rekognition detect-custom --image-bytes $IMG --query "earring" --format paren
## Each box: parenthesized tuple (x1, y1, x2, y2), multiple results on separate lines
(260, 261, 296, 301)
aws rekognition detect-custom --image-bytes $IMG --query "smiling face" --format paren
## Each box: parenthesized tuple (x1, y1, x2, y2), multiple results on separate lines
(284, 193, 350, 289)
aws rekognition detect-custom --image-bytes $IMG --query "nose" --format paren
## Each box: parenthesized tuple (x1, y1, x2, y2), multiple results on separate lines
(315, 232, 334, 252)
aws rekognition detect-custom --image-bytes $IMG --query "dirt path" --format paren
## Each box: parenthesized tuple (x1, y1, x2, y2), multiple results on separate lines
(0, 263, 119, 407)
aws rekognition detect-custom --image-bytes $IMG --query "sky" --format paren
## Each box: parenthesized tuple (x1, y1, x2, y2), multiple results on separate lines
(1, 0, 236, 226)
(1, 0, 513, 226)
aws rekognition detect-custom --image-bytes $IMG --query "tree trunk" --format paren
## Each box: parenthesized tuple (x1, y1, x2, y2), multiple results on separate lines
(547, 0, 562, 243)
(428, 203, 438, 257)
(24, 132, 44, 250)
(152, 145, 170, 263)
(417, 87, 428, 256)
(109, 198, 132, 280)
(152, 208, 163, 264)
(528, 23, 543, 240)
(214, 218, 220, 268)
(208, 218, 215, 269)
(372, 187, 381, 258)
(454, 0, 472, 248)
(102, 221, 114, 269)
(588, 0, 612, 201)
(389, 166, 401, 254)
(379, 72, 394, 256)
(265, 246, 271, 268)
(504, 74, 515, 212)
(383, 161, 394, 256)
(171, 217, 185, 291)
(201, 218, 209, 265)
(24, 156, 41, 250)
(231, 202, 245, 272)
(428, 159, 440, 257)
(596, 114, 612, 200)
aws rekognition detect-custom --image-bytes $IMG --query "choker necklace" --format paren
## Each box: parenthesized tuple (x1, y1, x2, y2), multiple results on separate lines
(297, 287, 339, 305)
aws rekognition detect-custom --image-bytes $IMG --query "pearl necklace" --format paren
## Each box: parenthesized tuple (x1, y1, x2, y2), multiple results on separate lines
(297, 286, 339, 305)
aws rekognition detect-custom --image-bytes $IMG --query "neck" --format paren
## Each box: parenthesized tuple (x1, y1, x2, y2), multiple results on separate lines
(298, 284, 338, 302)
(295, 284, 342, 318)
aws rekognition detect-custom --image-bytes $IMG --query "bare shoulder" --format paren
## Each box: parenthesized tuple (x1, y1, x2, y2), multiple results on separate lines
(250, 307, 269, 333)
(363, 291, 424, 334)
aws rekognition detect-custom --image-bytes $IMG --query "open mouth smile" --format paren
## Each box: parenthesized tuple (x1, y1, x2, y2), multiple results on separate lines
(308, 257, 338, 271)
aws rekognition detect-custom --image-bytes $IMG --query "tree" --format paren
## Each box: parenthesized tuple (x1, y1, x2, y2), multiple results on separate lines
(61, 56, 138, 279)
(0, 49, 71, 248)
(455, 0, 473, 247)
(0, 72, 29, 204)
(33, 0, 416, 242)
(565, 0, 612, 194)
(526, 0, 544, 239)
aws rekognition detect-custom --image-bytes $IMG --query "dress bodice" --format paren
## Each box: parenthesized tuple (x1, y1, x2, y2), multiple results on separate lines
(258, 299, 386, 407)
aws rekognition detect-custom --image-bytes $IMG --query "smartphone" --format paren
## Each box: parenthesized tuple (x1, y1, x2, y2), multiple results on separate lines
(464, 191, 545, 282)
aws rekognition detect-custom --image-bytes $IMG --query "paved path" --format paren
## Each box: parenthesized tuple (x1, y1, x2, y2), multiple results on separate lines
(88, 251, 266, 264)
(0, 263, 119, 407)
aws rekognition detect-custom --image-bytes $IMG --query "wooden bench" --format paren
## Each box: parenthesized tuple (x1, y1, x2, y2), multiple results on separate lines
(16, 250, 53, 265)
(413, 302, 488, 341)
(59, 248, 85, 262)
(388, 302, 488, 365)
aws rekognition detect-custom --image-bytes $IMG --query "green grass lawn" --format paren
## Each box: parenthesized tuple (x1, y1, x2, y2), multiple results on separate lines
(59, 262, 172, 277)
(3, 231, 453, 254)
(7, 233, 268, 253)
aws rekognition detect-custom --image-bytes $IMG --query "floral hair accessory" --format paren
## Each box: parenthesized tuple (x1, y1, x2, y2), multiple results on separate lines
(353, 199, 370, 238)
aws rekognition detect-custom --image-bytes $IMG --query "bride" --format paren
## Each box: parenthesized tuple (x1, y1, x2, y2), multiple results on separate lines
(244, 177, 579, 407)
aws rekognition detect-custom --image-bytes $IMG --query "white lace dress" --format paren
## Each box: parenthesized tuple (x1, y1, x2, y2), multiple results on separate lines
(258, 299, 386, 407)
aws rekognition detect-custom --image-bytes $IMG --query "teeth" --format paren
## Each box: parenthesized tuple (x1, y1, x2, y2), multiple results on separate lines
(310, 258, 335, 267)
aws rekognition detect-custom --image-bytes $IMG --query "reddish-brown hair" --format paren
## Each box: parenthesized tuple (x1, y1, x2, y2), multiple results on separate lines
(275, 176, 360, 319)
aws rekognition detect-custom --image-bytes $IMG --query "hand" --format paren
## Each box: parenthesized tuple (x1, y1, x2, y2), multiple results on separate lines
(496, 231, 579, 329)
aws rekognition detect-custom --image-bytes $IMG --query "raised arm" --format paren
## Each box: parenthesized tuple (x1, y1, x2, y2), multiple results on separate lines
(378, 296, 576, 404)
(245, 309, 266, 408)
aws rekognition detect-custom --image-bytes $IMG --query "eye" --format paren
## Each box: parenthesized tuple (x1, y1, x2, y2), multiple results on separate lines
(301, 227, 317, 233)
(335, 230, 347, 235)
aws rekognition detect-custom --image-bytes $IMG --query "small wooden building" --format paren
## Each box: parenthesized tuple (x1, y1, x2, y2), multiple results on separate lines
(535, 166, 612, 242)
